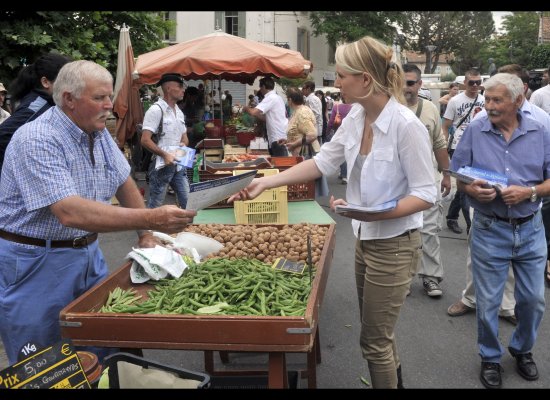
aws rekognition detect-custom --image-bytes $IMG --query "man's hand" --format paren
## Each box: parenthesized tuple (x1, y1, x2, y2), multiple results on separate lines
(137, 232, 164, 248)
(148, 205, 196, 234)
(499, 185, 531, 206)
(466, 179, 498, 203)
(441, 174, 451, 197)
(163, 152, 177, 166)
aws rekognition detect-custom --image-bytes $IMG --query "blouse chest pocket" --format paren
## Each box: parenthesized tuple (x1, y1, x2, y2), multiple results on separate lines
(372, 147, 395, 179)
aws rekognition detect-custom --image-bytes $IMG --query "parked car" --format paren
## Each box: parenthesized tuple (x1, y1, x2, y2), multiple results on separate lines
(528, 68, 546, 92)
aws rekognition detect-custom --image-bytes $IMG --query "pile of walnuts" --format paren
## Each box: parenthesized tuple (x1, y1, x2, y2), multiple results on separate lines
(184, 223, 329, 266)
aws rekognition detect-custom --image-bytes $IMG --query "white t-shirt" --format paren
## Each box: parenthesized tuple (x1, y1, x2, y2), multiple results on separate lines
(255, 90, 288, 143)
(443, 92, 485, 150)
(305, 93, 323, 136)
(529, 85, 550, 114)
(142, 98, 186, 147)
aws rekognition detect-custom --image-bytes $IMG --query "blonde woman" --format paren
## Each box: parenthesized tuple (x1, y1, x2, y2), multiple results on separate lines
(284, 87, 320, 157)
(229, 36, 436, 388)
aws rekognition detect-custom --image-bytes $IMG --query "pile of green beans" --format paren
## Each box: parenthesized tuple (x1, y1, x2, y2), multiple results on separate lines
(99, 287, 142, 313)
(99, 258, 315, 316)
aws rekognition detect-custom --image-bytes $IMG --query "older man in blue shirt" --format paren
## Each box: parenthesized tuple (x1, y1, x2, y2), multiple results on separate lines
(0, 60, 196, 364)
(451, 73, 550, 389)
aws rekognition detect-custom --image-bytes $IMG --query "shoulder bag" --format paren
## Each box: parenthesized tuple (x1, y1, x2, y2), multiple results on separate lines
(140, 104, 164, 172)
(299, 136, 316, 160)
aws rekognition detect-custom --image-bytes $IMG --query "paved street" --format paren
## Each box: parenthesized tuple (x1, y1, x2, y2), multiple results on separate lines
(2, 173, 550, 388)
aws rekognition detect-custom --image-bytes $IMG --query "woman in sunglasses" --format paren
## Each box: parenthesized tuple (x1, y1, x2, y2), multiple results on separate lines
(229, 35, 436, 389)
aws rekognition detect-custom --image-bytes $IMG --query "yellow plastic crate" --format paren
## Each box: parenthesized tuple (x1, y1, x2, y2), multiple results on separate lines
(233, 169, 288, 224)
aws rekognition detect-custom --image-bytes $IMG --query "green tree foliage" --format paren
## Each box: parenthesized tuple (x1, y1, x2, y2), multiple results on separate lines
(278, 77, 309, 91)
(308, 12, 404, 46)
(398, 12, 494, 74)
(0, 11, 172, 83)
(530, 44, 550, 70)
(502, 12, 539, 68)
(477, 13, 539, 72)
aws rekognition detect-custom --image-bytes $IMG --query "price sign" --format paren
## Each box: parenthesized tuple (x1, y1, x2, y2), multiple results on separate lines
(272, 258, 306, 274)
(0, 340, 90, 389)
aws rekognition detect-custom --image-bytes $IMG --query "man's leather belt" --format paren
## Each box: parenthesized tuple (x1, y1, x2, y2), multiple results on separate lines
(0, 229, 98, 248)
(492, 212, 536, 226)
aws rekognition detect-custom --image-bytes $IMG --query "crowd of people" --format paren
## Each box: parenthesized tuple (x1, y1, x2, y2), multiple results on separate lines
(2, 38, 550, 390)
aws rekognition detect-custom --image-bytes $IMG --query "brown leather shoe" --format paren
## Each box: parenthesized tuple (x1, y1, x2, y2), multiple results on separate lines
(499, 314, 518, 326)
(447, 300, 474, 316)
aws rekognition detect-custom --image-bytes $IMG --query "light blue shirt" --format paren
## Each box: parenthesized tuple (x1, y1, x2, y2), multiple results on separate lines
(451, 111, 550, 218)
(0, 106, 130, 239)
(314, 98, 436, 240)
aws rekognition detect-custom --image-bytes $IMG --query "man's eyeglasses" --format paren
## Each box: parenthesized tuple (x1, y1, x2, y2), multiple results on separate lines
(406, 80, 419, 87)
(468, 80, 482, 86)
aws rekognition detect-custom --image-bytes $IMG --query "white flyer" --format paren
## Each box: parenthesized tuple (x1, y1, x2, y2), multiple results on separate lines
(186, 169, 257, 211)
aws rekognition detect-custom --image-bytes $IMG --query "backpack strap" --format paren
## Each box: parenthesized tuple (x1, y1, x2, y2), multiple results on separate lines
(415, 98, 423, 118)
(155, 103, 163, 136)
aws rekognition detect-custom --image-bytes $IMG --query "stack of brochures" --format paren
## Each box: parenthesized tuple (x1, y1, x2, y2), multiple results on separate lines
(445, 166, 508, 189)
(335, 199, 398, 214)
(155, 145, 196, 170)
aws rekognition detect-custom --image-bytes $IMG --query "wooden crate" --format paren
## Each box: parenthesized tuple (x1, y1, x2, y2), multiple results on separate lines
(223, 145, 247, 160)
(200, 149, 223, 162)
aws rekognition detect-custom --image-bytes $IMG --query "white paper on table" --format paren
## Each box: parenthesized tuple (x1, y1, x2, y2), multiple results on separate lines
(174, 232, 224, 260)
(186, 169, 257, 211)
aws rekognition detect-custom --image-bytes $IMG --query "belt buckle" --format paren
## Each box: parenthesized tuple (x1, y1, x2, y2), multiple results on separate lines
(72, 236, 87, 248)
(509, 217, 518, 226)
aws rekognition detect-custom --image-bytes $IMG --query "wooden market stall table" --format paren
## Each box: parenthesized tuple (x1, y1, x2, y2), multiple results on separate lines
(60, 201, 335, 388)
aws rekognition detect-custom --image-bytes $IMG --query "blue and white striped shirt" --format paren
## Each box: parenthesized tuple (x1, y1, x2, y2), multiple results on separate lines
(0, 106, 130, 239)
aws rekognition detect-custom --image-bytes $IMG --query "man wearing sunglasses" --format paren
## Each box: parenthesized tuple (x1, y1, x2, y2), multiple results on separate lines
(403, 63, 451, 298)
(443, 69, 485, 235)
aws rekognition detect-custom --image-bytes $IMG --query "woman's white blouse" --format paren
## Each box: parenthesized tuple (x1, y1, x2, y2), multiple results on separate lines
(314, 97, 436, 240)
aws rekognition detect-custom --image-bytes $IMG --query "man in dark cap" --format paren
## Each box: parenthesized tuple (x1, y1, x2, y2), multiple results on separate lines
(141, 73, 190, 208)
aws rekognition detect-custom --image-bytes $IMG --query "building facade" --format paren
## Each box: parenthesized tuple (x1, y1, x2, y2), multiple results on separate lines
(162, 11, 336, 104)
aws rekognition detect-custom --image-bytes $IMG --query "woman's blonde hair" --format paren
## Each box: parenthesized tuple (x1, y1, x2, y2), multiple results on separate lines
(335, 36, 405, 104)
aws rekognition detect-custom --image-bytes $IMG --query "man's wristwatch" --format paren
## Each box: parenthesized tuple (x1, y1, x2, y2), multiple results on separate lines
(530, 186, 538, 202)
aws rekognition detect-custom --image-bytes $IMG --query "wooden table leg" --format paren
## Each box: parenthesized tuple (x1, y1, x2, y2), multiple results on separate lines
(306, 345, 317, 388)
(268, 353, 287, 388)
(204, 350, 215, 374)
(219, 351, 230, 364)
(315, 328, 322, 364)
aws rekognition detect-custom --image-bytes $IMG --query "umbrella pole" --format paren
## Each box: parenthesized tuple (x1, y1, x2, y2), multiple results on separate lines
(219, 78, 223, 126)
